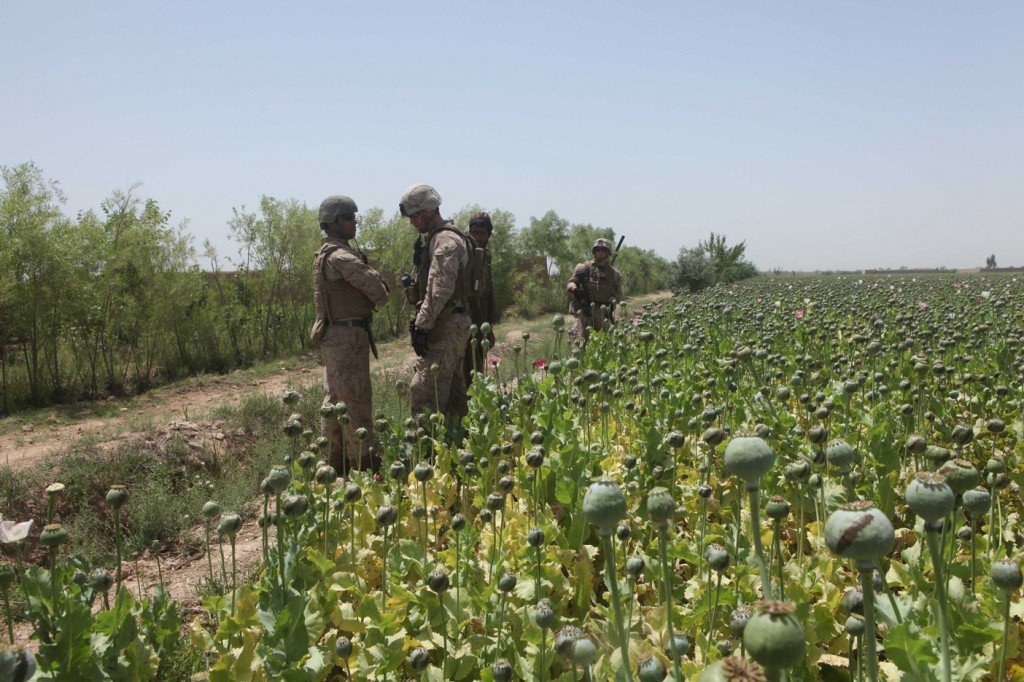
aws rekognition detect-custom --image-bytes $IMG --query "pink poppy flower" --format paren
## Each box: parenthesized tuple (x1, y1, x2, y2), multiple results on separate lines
(488, 356, 502, 367)
(795, 311, 804, 318)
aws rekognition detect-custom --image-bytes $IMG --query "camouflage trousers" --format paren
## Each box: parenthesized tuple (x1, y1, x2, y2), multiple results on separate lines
(320, 325, 376, 471)
(573, 305, 612, 343)
(411, 312, 471, 427)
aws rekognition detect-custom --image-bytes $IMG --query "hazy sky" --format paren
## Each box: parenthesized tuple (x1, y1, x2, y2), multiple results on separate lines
(3, 1, 1022, 272)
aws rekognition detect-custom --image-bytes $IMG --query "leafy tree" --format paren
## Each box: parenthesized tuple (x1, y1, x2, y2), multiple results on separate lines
(669, 232, 756, 294)
(986, 254, 997, 269)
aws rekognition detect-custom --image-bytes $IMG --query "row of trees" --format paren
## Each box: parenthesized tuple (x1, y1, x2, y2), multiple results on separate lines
(0, 163, 684, 412)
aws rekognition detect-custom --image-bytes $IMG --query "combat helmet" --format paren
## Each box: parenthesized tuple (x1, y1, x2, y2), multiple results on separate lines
(468, 211, 493, 233)
(400, 184, 442, 217)
(319, 195, 358, 225)
(592, 238, 613, 253)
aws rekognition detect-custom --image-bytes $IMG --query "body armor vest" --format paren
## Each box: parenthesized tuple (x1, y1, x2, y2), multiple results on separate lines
(313, 244, 374, 321)
(583, 264, 617, 304)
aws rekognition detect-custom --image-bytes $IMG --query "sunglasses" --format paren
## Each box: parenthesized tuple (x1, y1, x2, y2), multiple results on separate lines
(340, 212, 357, 221)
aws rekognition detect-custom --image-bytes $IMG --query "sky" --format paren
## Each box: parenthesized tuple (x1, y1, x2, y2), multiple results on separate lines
(2, 1, 1022, 272)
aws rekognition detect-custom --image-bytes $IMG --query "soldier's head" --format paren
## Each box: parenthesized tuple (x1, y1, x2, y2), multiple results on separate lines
(400, 184, 443, 234)
(468, 211, 493, 247)
(592, 238, 612, 263)
(319, 195, 358, 239)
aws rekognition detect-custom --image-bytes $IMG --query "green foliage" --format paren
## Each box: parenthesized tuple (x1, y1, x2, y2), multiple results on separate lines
(669, 231, 757, 293)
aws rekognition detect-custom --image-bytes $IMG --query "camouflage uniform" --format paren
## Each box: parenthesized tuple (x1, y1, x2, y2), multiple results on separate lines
(313, 237, 388, 470)
(567, 251, 623, 343)
(410, 221, 471, 422)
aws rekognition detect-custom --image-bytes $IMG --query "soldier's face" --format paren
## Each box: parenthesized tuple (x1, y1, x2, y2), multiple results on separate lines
(407, 211, 430, 233)
(339, 217, 357, 239)
(593, 248, 610, 264)
(469, 226, 490, 247)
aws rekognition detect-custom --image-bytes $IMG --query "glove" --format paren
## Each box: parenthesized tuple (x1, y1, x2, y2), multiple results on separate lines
(572, 287, 588, 308)
(409, 320, 430, 357)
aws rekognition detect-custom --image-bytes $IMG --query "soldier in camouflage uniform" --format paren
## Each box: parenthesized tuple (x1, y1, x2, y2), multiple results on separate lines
(462, 211, 498, 387)
(566, 237, 623, 343)
(311, 195, 389, 471)
(400, 184, 472, 426)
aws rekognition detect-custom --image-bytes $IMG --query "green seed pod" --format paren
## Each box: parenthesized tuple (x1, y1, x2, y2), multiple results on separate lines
(478, 509, 493, 524)
(572, 637, 598, 666)
(667, 431, 685, 448)
(376, 505, 397, 527)
(937, 459, 980, 496)
(704, 543, 730, 572)
(498, 572, 517, 593)
(451, 513, 467, 532)
(807, 424, 828, 445)
(389, 460, 408, 481)
(991, 560, 1023, 593)
(743, 600, 806, 669)
(783, 460, 810, 481)
(729, 605, 753, 638)
(528, 526, 545, 547)
(296, 451, 317, 470)
(845, 615, 865, 636)
(407, 647, 430, 672)
(986, 418, 1006, 434)
(411, 505, 427, 519)
(637, 654, 668, 682)
(106, 485, 129, 510)
(552, 314, 565, 330)
(962, 487, 992, 516)
(497, 476, 515, 494)
(39, 523, 68, 548)
(667, 634, 690, 660)
(335, 636, 352, 659)
(413, 462, 434, 482)
(344, 484, 362, 503)
(582, 479, 627, 535)
(950, 424, 974, 445)
(266, 465, 292, 493)
(0, 644, 37, 682)
(840, 587, 864, 614)
(216, 513, 242, 537)
(765, 495, 791, 521)
(319, 404, 334, 417)
(824, 501, 895, 563)
(924, 445, 951, 465)
(554, 625, 582, 658)
(647, 487, 675, 528)
(282, 419, 303, 438)
(282, 494, 309, 517)
(427, 569, 450, 593)
(492, 659, 513, 682)
(905, 472, 955, 523)
(703, 427, 726, 447)
(697, 657, 767, 682)
(724, 437, 775, 487)
(314, 465, 338, 486)
(88, 568, 114, 592)
(201, 500, 222, 520)
(535, 598, 555, 629)
(260, 478, 274, 495)
(281, 390, 300, 406)
(905, 435, 927, 455)
(825, 440, 856, 468)
(485, 493, 506, 512)
(625, 555, 645, 579)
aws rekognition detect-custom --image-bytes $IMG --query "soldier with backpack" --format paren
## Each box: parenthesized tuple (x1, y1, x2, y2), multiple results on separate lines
(311, 195, 389, 472)
(567, 237, 623, 343)
(400, 184, 473, 428)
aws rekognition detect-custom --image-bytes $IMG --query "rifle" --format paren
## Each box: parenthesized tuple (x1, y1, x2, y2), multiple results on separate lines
(610, 235, 626, 266)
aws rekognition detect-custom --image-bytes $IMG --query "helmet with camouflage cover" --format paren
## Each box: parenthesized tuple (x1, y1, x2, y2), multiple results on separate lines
(319, 195, 358, 225)
(400, 184, 442, 217)
(468, 211, 493, 233)
(592, 238, 613, 254)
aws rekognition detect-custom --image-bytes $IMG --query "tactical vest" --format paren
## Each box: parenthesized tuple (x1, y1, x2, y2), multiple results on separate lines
(583, 263, 618, 304)
(415, 223, 476, 312)
(313, 244, 374, 321)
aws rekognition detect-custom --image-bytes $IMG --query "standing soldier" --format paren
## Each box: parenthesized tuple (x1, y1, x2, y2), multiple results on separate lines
(463, 211, 498, 384)
(566, 237, 623, 343)
(400, 183, 471, 428)
(311, 195, 389, 472)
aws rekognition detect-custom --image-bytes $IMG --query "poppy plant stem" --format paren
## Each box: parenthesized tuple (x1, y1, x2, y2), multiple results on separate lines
(657, 526, 684, 682)
(600, 533, 633, 681)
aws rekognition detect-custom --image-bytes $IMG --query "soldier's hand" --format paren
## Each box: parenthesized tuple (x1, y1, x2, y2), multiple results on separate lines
(410, 326, 430, 357)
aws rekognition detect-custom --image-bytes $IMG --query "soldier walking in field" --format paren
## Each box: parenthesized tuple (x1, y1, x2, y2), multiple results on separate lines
(462, 211, 498, 385)
(566, 238, 623, 343)
(311, 195, 389, 472)
(400, 184, 472, 429)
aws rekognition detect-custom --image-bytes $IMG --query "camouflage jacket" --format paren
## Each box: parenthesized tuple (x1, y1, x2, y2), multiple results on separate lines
(415, 221, 469, 331)
(314, 238, 389, 321)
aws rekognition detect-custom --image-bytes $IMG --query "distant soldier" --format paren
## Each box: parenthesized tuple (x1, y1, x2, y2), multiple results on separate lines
(311, 195, 389, 471)
(566, 238, 623, 343)
(463, 211, 498, 384)
(400, 184, 472, 427)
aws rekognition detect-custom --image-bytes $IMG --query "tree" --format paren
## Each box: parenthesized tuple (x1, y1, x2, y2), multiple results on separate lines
(986, 254, 997, 269)
(669, 232, 757, 294)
